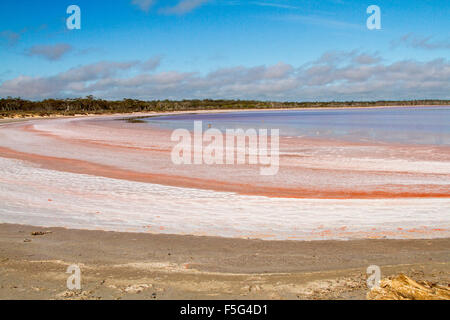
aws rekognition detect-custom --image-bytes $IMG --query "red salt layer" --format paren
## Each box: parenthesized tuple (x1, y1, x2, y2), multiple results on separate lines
(0, 117, 449, 200)
(0, 145, 448, 199)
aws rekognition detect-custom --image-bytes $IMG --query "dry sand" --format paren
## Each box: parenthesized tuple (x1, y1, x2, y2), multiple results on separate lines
(0, 223, 448, 300)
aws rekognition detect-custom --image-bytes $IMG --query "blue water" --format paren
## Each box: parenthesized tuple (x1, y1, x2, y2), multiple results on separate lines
(143, 106, 450, 146)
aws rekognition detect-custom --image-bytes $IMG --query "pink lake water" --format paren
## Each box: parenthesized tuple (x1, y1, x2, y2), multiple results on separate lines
(0, 107, 449, 240)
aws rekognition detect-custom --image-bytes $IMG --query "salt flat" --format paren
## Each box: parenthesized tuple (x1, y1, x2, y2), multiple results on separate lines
(0, 113, 449, 240)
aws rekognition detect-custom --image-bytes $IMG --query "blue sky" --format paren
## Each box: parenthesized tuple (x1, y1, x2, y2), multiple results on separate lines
(0, 0, 449, 101)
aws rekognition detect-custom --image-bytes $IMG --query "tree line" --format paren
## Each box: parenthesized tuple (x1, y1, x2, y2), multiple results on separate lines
(1, 96, 448, 118)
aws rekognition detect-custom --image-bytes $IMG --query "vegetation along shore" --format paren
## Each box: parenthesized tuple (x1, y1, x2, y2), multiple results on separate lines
(1, 97, 449, 118)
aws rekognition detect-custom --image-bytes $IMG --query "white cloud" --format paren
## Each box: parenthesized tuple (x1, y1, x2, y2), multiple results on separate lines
(274, 14, 362, 30)
(26, 43, 73, 61)
(131, 0, 156, 11)
(140, 56, 162, 71)
(392, 33, 450, 50)
(251, 2, 299, 10)
(132, 0, 208, 14)
(0, 30, 22, 46)
(159, 0, 210, 15)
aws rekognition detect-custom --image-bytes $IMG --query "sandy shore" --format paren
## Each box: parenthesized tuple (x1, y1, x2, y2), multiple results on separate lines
(0, 223, 449, 300)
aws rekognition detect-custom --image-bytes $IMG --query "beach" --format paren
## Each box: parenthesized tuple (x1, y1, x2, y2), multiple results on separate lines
(1, 223, 449, 300)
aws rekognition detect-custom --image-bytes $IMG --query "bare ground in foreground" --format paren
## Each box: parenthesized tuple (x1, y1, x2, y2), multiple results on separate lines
(0, 224, 448, 300)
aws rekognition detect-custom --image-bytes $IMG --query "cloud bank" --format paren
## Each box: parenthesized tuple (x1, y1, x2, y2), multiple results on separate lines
(1, 52, 449, 101)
